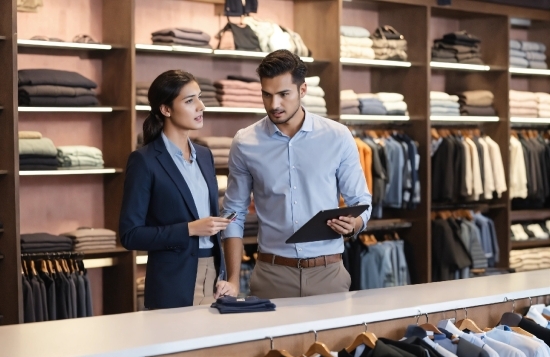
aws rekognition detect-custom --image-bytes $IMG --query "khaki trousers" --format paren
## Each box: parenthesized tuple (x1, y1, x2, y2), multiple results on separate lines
(249, 259, 351, 299)
(193, 257, 216, 305)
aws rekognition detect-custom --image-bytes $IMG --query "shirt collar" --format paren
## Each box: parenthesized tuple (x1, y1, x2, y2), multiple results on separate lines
(265, 106, 313, 137)
(161, 131, 196, 161)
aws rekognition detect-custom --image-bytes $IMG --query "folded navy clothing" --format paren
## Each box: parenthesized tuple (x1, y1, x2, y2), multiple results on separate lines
(19, 85, 95, 98)
(19, 95, 99, 107)
(21, 244, 73, 253)
(18, 69, 97, 89)
(151, 28, 211, 43)
(151, 36, 211, 47)
(20, 165, 58, 171)
(20, 157, 59, 167)
(21, 233, 73, 245)
(442, 31, 480, 45)
(211, 296, 276, 314)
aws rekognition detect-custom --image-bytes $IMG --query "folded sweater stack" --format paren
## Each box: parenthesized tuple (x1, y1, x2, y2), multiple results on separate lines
(432, 31, 483, 65)
(340, 90, 360, 115)
(372, 26, 407, 61)
(136, 82, 150, 106)
(301, 76, 326, 115)
(536, 92, 550, 118)
(356, 93, 387, 115)
(510, 40, 547, 69)
(61, 228, 117, 251)
(214, 76, 263, 109)
(458, 90, 496, 116)
(19, 132, 58, 170)
(21, 233, 73, 253)
(194, 137, 233, 168)
(151, 27, 211, 48)
(340, 26, 374, 59)
(196, 77, 219, 107)
(430, 91, 460, 116)
(18, 69, 98, 107)
(375, 92, 407, 115)
(509, 90, 537, 118)
(57, 146, 104, 168)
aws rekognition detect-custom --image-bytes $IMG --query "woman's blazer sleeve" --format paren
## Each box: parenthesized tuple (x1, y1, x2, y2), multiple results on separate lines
(119, 150, 192, 251)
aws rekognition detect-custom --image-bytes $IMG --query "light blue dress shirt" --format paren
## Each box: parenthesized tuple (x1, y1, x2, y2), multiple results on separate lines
(161, 132, 213, 249)
(222, 109, 372, 258)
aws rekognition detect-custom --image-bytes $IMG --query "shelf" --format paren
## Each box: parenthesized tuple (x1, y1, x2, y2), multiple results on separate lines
(511, 240, 550, 250)
(339, 115, 410, 124)
(0, 170, 7, 175)
(511, 209, 550, 222)
(136, 105, 266, 114)
(19, 107, 119, 113)
(340, 58, 412, 68)
(364, 219, 413, 232)
(17, 39, 112, 51)
(430, 62, 493, 71)
(136, 44, 316, 63)
(19, 168, 122, 176)
(432, 202, 507, 211)
(510, 117, 550, 124)
(430, 116, 499, 123)
(509, 67, 550, 76)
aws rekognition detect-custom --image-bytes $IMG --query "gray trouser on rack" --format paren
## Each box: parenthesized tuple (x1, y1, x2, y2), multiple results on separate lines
(249, 260, 351, 299)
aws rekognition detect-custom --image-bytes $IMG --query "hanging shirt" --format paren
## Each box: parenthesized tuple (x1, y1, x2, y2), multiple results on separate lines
(478, 137, 496, 200)
(473, 333, 526, 357)
(485, 136, 507, 197)
(486, 326, 550, 357)
(510, 136, 528, 199)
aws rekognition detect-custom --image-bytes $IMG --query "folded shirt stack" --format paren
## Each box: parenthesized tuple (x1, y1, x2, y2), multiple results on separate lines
(151, 27, 211, 48)
(244, 213, 259, 237)
(430, 91, 460, 116)
(18, 69, 99, 107)
(210, 296, 276, 314)
(356, 93, 387, 115)
(432, 31, 483, 64)
(214, 76, 263, 108)
(510, 40, 547, 69)
(509, 90, 538, 118)
(194, 136, 232, 168)
(57, 146, 104, 168)
(21, 233, 73, 253)
(196, 77, 219, 107)
(457, 90, 496, 116)
(371, 26, 407, 61)
(19, 132, 58, 170)
(340, 90, 360, 115)
(301, 76, 326, 115)
(510, 247, 550, 272)
(511, 222, 550, 241)
(340, 26, 374, 59)
(136, 82, 150, 106)
(375, 92, 407, 115)
(536, 92, 550, 118)
(61, 228, 117, 251)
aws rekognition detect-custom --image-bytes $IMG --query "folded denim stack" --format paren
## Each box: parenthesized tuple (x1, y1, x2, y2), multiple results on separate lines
(430, 91, 460, 116)
(340, 26, 374, 59)
(372, 26, 407, 61)
(136, 82, 150, 106)
(18, 69, 98, 107)
(57, 146, 104, 168)
(151, 27, 211, 48)
(432, 31, 483, 64)
(61, 228, 117, 251)
(194, 137, 232, 168)
(509, 90, 538, 118)
(210, 296, 276, 314)
(457, 90, 496, 116)
(356, 93, 387, 115)
(536, 92, 550, 118)
(340, 90, 360, 115)
(510, 40, 547, 69)
(214, 77, 263, 108)
(196, 77, 219, 107)
(19, 133, 58, 170)
(376, 92, 407, 115)
(301, 76, 326, 115)
(21, 233, 73, 253)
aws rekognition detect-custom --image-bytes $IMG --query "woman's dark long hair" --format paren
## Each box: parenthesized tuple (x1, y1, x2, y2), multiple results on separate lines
(143, 70, 196, 145)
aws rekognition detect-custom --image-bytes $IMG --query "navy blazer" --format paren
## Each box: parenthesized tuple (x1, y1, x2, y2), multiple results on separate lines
(119, 134, 225, 309)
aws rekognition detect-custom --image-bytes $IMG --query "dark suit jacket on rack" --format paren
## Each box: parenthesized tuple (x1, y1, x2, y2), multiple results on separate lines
(119, 134, 225, 309)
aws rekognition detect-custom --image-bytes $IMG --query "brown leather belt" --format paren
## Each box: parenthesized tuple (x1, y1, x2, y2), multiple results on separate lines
(257, 252, 342, 268)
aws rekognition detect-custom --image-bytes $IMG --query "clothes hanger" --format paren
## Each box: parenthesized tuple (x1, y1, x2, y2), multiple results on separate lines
(302, 330, 333, 357)
(419, 313, 444, 336)
(345, 323, 377, 353)
(22, 259, 29, 276)
(264, 337, 294, 357)
(455, 307, 483, 333)
(499, 298, 533, 337)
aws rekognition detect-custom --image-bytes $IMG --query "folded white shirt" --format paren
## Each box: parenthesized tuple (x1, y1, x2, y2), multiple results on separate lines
(382, 100, 407, 111)
(340, 89, 358, 100)
(306, 86, 325, 97)
(301, 95, 326, 107)
(376, 92, 404, 102)
(340, 36, 373, 48)
(340, 46, 375, 59)
(527, 224, 549, 239)
(536, 92, 550, 104)
(510, 100, 538, 109)
(511, 224, 529, 240)
(510, 89, 537, 102)
(305, 76, 320, 87)
(430, 91, 450, 101)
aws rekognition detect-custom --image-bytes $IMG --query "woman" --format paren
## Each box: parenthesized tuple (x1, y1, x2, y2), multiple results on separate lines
(120, 70, 237, 309)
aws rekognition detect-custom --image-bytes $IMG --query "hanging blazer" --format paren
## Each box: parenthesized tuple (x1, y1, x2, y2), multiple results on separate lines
(119, 134, 225, 309)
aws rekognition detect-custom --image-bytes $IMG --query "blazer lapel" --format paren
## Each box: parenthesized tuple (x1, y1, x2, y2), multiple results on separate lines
(195, 148, 218, 215)
(154, 137, 200, 220)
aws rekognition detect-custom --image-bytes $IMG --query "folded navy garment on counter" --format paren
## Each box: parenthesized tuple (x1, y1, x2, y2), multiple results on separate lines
(211, 296, 276, 314)
(18, 69, 97, 89)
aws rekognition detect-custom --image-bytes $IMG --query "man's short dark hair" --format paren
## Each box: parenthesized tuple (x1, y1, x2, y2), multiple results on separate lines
(256, 49, 308, 85)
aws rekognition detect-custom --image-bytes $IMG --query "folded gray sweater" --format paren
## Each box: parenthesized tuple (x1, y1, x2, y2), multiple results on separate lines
(19, 138, 57, 157)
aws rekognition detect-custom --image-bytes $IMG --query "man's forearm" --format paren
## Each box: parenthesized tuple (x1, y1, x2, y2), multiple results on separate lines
(223, 237, 243, 287)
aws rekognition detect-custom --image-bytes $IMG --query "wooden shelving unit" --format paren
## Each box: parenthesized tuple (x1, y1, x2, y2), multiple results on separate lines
(511, 209, 550, 222)
(511, 240, 550, 249)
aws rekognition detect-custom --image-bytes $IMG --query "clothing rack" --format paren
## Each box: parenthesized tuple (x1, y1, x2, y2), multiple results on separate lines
(21, 251, 84, 259)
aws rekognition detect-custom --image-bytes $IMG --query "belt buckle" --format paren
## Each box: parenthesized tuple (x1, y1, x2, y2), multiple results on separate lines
(297, 258, 303, 268)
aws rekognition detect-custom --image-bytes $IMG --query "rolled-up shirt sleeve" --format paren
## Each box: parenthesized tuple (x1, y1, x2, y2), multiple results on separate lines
(221, 131, 252, 239)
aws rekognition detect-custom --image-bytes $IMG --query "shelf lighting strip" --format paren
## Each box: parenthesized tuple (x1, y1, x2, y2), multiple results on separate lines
(510, 117, 550, 124)
(135, 105, 266, 114)
(340, 115, 410, 121)
(340, 58, 412, 67)
(430, 116, 499, 122)
(430, 62, 490, 71)
(19, 107, 113, 112)
(19, 168, 118, 176)
(509, 68, 550, 76)
(18, 39, 112, 50)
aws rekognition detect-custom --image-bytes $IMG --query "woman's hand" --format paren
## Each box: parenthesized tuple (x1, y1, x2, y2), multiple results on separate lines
(188, 216, 231, 237)
(214, 280, 239, 299)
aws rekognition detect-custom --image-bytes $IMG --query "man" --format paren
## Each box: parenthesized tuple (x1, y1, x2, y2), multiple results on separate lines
(216, 49, 372, 299)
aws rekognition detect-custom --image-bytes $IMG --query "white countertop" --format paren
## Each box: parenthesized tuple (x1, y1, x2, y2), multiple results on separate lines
(1, 270, 549, 357)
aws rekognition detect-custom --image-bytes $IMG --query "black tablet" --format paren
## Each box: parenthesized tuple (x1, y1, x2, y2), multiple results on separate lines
(285, 204, 370, 244)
